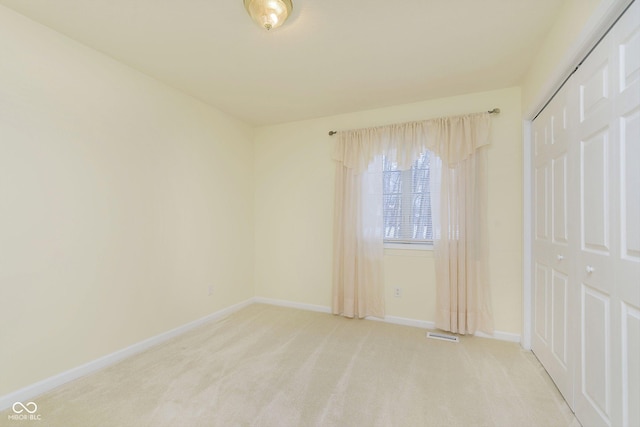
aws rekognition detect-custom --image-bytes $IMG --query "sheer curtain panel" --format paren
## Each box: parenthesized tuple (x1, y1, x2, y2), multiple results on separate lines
(429, 115, 494, 334)
(332, 133, 385, 318)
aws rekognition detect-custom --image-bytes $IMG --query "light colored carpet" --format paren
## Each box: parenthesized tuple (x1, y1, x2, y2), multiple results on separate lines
(1, 304, 579, 427)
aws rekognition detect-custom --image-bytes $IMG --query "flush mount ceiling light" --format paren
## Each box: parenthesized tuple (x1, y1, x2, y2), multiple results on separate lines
(243, 0, 293, 31)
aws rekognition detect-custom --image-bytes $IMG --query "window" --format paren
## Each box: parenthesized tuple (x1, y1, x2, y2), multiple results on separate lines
(382, 151, 433, 244)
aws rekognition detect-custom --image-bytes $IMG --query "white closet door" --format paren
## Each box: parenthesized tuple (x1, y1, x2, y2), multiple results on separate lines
(615, 5, 640, 426)
(531, 3, 640, 426)
(532, 82, 574, 406)
(573, 2, 640, 426)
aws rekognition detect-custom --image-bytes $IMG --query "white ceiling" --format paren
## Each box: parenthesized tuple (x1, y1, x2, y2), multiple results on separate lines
(0, 0, 565, 125)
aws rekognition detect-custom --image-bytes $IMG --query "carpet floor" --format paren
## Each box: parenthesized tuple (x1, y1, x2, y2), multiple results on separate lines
(1, 304, 579, 427)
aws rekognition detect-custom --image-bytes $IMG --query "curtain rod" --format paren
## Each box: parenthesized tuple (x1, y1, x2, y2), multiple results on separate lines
(327, 108, 501, 136)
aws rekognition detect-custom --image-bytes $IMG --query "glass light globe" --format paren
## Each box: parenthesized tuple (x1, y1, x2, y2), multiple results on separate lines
(244, 0, 293, 31)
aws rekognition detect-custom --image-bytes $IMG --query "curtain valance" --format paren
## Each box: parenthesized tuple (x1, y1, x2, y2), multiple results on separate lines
(332, 112, 490, 171)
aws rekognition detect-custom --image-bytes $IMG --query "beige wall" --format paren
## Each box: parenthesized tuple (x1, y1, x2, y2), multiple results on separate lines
(254, 87, 523, 335)
(0, 5, 254, 395)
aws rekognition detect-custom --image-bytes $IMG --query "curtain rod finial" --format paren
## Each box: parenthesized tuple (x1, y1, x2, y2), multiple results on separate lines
(488, 108, 500, 114)
(329, 131, 337, 136)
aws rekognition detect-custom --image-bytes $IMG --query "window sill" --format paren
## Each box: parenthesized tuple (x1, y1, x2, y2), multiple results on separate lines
(384, 242, 433, 251)
(384, 242, 434, 257)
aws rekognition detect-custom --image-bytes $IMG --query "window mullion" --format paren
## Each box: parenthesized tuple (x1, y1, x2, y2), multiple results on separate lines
(401, 168, 412, 240)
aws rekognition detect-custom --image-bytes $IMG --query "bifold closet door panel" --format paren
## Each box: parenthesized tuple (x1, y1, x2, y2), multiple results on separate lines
(573, 31, 614, 426)
(531, 81, 575, 407)
(616, 31, 640, 427)
(611, 3, 640, 426)
(573, 2, 640, 426)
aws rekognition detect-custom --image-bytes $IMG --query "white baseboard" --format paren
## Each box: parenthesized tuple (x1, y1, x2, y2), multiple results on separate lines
(367, 314, 436, 330)
(253, 297, 521, 343)
(375, 315, 520, 343)
(252, 296, 331, 314)
(474, 330, 521, 343)
(0, 298, 253, 412)
(2, 296, 521, 411)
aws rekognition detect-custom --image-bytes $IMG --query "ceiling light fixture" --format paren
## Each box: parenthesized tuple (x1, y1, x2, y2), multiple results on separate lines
(243, 0, 293, 31)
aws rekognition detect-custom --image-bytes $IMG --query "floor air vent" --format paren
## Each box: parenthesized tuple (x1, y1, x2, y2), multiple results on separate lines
(426, 331, 459, 343)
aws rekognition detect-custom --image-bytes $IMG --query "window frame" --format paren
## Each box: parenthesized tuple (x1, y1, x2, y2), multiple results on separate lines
(382, 152, 434, 248)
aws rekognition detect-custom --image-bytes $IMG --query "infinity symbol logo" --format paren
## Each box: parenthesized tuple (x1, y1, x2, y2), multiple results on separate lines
(12, 401, 38, 414)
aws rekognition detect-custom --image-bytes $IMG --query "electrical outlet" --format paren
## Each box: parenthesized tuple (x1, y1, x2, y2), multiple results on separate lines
(208, 285, 214, 296)
(394, 287, 402, 297)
